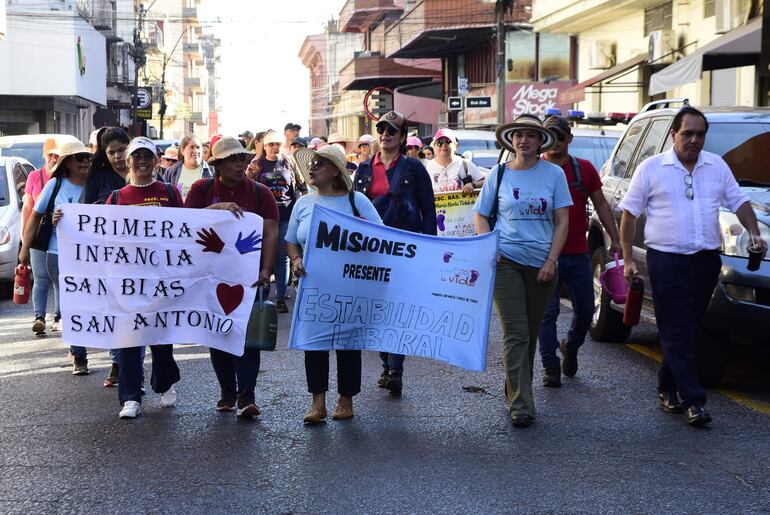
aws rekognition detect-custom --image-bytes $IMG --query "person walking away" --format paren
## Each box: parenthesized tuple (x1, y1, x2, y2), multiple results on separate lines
(537, 115, 621, 387)
(258, 131, 303, 313)
(105, 137, 184, 419)
(20, 137, 61, 335)
(619, 106, 767, 426)
(473, 114, 572, 428)
(185, 136, 279, 418)
(353, 111, 437, 396)
(286, 144, 382, 423)
(425, 128, 485, 194)
(19, 141, 93, 374)
(163, 135, 212, 199)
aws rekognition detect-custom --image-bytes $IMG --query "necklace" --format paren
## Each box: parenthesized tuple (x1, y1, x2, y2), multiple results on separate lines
(131, 178, 157, 188)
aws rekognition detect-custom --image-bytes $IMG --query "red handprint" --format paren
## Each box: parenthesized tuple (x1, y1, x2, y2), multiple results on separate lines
(196, 227, 225, 254)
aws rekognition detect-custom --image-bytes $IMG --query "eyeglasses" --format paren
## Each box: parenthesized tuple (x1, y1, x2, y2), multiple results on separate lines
(406, 145, 420, 151)
(376, 125, 399, 136)
(434, 139, 451, 147)
(73, 154, 91, 163)
(309, 157, 330, 170)
(684, 173, 694, 200)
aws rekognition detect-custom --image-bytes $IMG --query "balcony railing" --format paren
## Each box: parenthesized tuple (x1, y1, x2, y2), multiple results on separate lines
(142, 22, 164, 54)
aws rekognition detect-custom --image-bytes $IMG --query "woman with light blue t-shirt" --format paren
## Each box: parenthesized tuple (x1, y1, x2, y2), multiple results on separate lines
(19, 140, 92, 376)
(286, 144, 382, 424)
(473, 114, 572, 428)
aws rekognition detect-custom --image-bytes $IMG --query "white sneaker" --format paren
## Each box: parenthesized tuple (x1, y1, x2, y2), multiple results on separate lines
(160, 385, 177, 407)
(119, 401, 141, 419)
(50, 317, 61, 332)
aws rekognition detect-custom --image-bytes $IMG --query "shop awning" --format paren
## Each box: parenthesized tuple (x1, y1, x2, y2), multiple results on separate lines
(559, 53, 649, 104)
(649, 16, 761, 95)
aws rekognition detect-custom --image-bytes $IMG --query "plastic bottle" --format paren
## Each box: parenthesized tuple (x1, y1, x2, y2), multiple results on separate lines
(623, 277, 644, 326)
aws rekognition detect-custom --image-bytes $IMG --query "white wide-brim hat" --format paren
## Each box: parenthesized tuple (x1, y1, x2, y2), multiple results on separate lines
(294, 144, 353, 191)
(208, 136, 255, 166)
(496, 114, 555, 154)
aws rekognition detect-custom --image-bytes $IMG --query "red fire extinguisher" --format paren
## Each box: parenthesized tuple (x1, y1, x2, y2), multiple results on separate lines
(13, 264, 32, 305)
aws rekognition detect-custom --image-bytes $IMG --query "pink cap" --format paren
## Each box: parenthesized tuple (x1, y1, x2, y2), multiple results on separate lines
(406, 136, 422, 148)
(308, 137, 323, 150)
(433, 128, 458, 144)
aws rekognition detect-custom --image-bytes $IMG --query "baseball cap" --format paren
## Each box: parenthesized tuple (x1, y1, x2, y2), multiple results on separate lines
(406, 136, 422, 148)
(432, 128, 458, 144)
(284, 122, 301, 132)
(239, 130, 254, 139)
(358, 134, 374, 145)
(263, 132, 283, 146)
(127, 137, 157, 157)
(308, 137, 323, 150)
(543, 115, 571, 137)
(162, 146, 179, 160)
(291, 137, 307, 148)
(376, 111, 407, 132)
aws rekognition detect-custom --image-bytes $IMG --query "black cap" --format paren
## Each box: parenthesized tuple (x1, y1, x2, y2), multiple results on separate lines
(543, 115, 571, 137)
(290, 137, 307, 148)
(284, 122, 301, 131)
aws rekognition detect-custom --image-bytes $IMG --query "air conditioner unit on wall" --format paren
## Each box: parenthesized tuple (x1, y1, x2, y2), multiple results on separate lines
(649, 29, 675, 64)
(589, 40, 615, 70)
(715, 0, 746, 34)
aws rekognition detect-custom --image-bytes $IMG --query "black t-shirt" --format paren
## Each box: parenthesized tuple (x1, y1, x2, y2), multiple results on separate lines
(257, 157, 296, 221)
(81, 163, 126, 204)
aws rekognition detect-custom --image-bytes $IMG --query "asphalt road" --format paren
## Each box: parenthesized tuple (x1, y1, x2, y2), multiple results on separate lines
(1, 292, 769, 514)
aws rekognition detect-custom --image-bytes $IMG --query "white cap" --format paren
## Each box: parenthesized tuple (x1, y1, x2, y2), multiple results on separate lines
(89, 129, 100, 147)
(358, 134, 374, 144)
(127, 137, 157, 156)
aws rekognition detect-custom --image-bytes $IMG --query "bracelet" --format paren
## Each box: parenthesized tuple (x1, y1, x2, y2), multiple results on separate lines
(546, 257, 557, 266)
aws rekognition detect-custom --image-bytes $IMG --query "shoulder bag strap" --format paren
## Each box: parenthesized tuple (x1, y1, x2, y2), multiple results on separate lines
(45, 178, 63, 214)
(489, 164, 505, 222)
(569, 155, 586, 197)
(109, 189, 120, 205)
(348, 191, 361, 218)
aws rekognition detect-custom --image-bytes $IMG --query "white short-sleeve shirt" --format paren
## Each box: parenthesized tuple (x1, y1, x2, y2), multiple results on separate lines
(426, 155, 485, 193)
(618, 148, 750, 254)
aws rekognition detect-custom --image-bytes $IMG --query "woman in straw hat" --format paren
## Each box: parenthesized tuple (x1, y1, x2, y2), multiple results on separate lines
(105, 137, 183, 419)
(473, 113, 572, 428)
(19, 140, 93, 375)
(285, 144, 382, 424)
(185, 136, 280, 419)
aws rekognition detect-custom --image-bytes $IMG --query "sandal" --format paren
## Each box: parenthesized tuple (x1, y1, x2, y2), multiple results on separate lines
(303, 408, 327, 424)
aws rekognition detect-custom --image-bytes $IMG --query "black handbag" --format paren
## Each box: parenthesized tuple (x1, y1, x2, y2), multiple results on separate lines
(30, 178, 62, 252)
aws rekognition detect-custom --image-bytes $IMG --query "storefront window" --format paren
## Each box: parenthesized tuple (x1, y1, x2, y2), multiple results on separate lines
(538, 33, 570, 82)
(505, 31, 536, 83)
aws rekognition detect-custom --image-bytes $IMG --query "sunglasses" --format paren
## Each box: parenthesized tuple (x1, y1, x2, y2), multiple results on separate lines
(163, 157, 178, 162)
(376, 125, 399, 136)
(552, 130, 568, 142)
(309, 157, 331, 170)
(434, 139, 451, 147)
(684, 173, 694, 200)
(72, 154, 91, 163)
(407, 145, 421, 151)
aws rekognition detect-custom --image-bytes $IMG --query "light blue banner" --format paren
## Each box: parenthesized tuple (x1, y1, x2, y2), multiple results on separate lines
(288, 205, 498, 371)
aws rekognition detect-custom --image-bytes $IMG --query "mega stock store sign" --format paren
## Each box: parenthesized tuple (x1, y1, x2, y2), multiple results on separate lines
(504, 81, 574, 122)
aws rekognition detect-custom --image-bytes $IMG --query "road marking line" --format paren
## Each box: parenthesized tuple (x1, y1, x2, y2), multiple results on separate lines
(625, 343, 770, 417)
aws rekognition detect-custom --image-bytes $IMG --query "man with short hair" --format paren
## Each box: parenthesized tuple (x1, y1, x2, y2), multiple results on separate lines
(537, 116, 621, 387)
(281, 123, 301, 159)
(620, 106, 767, 426)
(239, 130, 254, 149)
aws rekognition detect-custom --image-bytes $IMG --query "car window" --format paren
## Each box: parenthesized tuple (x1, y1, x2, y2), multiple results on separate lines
(629, 119, 671, 174)
(472, 156, 498, 169)
(457, 139, 498, 154)
(709, 122, 770, 184)
(569, 136, 619, 171)
(2, 143, 44, 169)
(0, 165, 9, 207)
(611, 119, 649, 178)
(12, 163, 28, 197)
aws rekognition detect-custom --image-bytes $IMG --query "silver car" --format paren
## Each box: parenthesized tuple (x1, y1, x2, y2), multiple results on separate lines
(0, 156, 34, 293)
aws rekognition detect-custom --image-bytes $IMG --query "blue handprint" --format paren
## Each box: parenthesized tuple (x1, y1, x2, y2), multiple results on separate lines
(235, 230, 262, 254)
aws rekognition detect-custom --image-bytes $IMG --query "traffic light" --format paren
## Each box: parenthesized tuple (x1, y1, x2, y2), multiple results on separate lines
(371, 90, 393, 117)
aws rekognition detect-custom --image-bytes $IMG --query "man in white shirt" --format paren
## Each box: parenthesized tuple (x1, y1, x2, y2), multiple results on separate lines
(425, 128, 485, 193)
(619, 106, 767, 426)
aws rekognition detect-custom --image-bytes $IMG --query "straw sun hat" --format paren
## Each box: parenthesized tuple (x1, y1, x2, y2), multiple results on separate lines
(208, 136, 255, 166)
(496, 114, 556, 154)
(294, 144, 352, 191)
(49, 140, 92, 174)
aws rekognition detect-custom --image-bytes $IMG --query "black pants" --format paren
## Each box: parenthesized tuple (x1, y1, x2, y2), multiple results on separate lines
(118, 345, 180, 405)
(304, 350, 361, 397)
(647, 248, 721, 407)
(209, 348, 261, 392)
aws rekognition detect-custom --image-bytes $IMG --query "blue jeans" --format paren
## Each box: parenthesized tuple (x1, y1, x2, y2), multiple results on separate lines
(45, 253, 87, 359)
(537, 253, 594, 370)
(379, 352, 405, 375)
(30, 248, 56, 319)
(118, 345, 180, 405)
(209, 348, 261, 392)
(275, 220, 289, 302)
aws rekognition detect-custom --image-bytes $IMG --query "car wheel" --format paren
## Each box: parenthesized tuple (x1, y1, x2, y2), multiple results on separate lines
(589, 246, 631, 343)
(696, 324, 729, 387)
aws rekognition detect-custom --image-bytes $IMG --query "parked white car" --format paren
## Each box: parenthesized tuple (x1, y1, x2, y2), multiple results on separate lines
(0, 156, 35, 293)
(0, 134, 80, 169)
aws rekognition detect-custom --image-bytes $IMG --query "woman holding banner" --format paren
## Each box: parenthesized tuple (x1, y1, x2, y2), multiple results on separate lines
(353, 111, 436, 397)
(473, 114, 572, 428)
(185, 136, 279, 419)
(19, 140, 92, 376)
(105, 137, 184, 419)
(286, 144, 382, 424)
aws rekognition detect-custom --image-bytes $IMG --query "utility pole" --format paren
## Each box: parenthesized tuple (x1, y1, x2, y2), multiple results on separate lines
(495, 0, 510, 124)
(160, 27, 192, 139)
(131, 4, 147, 136)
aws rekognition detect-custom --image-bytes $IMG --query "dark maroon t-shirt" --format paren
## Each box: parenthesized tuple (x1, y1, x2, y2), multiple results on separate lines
(184, 177, 279, 222)
(559, 157, 603, 255)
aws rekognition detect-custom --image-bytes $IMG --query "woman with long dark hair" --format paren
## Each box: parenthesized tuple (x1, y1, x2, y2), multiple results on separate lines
(19, 141, 93, 375)
(353, 111, 437, 397)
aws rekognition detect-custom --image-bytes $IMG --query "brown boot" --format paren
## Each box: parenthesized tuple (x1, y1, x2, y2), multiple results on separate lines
(303, 393, 327, 424)
(331, 395, 354, 420)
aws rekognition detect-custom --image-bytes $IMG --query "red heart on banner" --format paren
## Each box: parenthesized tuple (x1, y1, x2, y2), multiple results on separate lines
(216, 283, 244, 315)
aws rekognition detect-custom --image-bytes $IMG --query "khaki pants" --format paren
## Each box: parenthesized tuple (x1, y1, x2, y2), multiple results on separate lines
(494, 258, 557, 418)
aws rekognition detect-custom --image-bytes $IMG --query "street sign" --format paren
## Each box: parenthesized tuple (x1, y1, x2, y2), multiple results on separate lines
(135, 88, 153, 120)
(466, 96, 492, 108)
(448, 96, 463, 111)
(458, 77, 469, 96)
